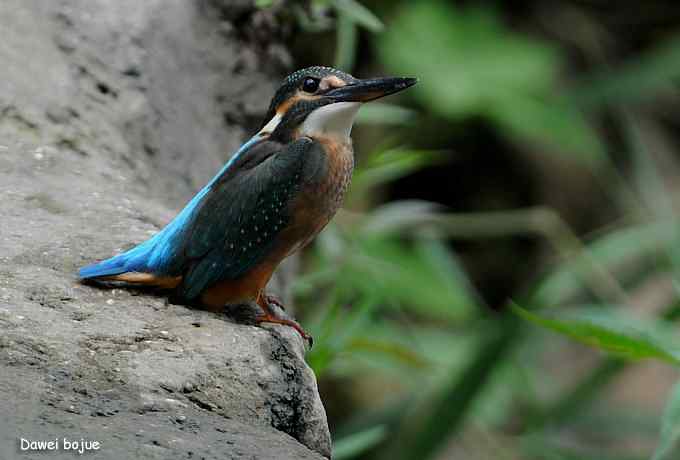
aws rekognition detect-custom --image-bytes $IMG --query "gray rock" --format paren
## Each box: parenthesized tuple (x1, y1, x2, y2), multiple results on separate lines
(0, 1, 330, 459)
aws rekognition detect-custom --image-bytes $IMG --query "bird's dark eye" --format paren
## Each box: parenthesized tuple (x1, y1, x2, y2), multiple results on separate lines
(302, 77, 320, 93)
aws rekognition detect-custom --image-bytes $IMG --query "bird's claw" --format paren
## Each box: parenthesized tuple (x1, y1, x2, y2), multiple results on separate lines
(255, 312, 314, 348)
(256, 294, 312, 347)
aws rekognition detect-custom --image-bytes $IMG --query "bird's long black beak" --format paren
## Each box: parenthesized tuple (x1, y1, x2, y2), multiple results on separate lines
(327, 76, 418, 103)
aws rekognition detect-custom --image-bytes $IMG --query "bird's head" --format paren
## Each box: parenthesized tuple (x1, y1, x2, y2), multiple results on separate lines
(257, 66, 417, 143)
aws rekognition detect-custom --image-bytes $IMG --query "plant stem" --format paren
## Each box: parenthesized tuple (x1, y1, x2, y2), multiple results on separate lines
(531, 302, 680, 428)
(396, 313, 522, 460)
(373, 206, 629, 306)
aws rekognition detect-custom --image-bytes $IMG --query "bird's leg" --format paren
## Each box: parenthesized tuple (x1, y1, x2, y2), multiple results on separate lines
(262, 294, 285, 311)
(255, 294, 313, 347)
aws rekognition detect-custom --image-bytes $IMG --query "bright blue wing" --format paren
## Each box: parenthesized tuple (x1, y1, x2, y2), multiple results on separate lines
(78, 134, 264, 279)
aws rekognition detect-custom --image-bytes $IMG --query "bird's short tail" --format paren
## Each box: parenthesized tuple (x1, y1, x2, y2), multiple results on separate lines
(79, 241, 181, 289)
(79, 253, 130, 280)
(79, 240, 155, 282)
(79, 198, 191, 286)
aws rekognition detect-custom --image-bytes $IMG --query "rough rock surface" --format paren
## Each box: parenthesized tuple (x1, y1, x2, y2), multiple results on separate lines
(0, 1, 329, 459)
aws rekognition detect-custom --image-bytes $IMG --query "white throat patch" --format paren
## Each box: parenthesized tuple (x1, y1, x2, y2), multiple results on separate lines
(257, 112, 282, 136)
(300, 102, 361, 140)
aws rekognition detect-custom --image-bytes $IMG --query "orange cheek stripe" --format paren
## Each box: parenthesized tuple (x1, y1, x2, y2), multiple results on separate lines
(275, 78, 348, 116)
(275, 92, 323, 116)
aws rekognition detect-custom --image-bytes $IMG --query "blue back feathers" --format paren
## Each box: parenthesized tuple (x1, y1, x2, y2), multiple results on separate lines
(78, 135, 262, 280)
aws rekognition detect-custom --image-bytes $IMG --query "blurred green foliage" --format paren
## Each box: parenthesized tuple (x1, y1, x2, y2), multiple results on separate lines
(654, 382, 680, 460)
(379, 0, 605, 165)
(512, 304, 680, 365)
(255, 0, 680, 458)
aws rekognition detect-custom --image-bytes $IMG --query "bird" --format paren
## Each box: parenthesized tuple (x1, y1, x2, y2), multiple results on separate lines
(78, 66, 417, 346)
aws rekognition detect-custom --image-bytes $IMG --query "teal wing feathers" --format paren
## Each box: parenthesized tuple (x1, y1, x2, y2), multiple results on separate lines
(176, 137, 325, 300)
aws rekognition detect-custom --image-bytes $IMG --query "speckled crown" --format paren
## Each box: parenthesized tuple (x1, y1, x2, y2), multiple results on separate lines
(259, 66, 356, 130)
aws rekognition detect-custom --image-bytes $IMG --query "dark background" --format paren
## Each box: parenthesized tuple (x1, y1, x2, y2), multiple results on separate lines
(277, 1, 680, 459)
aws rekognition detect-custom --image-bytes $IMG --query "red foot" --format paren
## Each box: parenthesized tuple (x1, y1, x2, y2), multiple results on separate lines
(255, 313, 314, 348)
(256, 294, 313, 347)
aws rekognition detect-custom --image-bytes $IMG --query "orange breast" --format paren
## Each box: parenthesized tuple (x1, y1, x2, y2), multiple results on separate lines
(283, 134, 354, 255)
(200, 135, 354, 308)
(311, 135, 354, 218)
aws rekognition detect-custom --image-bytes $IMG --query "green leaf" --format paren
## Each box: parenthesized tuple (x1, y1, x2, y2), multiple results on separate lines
(361, 203, 550, 239)
(359, 200, 443, 236)
(394, 313, 521, 460)
(333, 425, 388, 460)
(335, 235, 478, 321)
(292, 3, 334, 33)
(347, 337, 430, 370)
(521, 433, 649, 460)
(351, 148, 441, 197)
(334, 11, 358, 71)
(307, 294, 379, 376)
(254, 0, 274, 7)
(531, 222, 679, 308)
(573, 35, 680, 109)
(512, 304, 680, 365)
(380, 1, 603, 165)
(331, 0, 384, 33)
(381, 2, 556, 115)
(652, 381, 680, 460)
(492, 94, 605, 165)
(327, 322, 478, 380)
(620, 113, 680, 282)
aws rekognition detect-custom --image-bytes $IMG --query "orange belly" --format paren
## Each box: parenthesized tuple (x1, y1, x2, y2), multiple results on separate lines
(197, 202, 338, 309)
(192, 134, 354, 309)
(199, 260, 277, 310)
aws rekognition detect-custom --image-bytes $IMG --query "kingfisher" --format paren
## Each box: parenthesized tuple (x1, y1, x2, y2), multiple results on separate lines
(79, 66, 417, 345)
